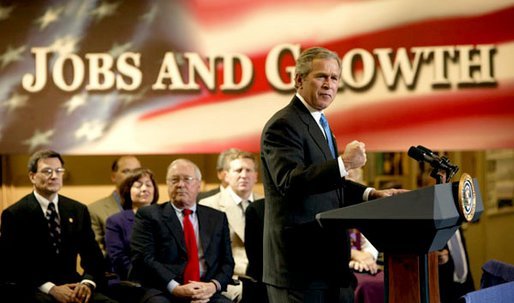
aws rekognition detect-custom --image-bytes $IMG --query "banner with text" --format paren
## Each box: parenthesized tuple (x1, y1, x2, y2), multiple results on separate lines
(1, 0, 513, 154)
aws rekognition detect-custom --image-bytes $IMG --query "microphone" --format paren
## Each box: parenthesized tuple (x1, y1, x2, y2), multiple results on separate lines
(408, 145, 459, 180)
(416, 145, 440, 159)
(408, 146, 442, 167)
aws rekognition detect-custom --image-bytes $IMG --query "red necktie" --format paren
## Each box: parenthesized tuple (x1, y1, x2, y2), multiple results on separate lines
(182, 209, 200, 282)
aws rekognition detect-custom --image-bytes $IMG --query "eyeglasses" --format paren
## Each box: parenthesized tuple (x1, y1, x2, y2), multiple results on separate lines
(167, 176, 197, 185)
(38, 167, 66, 177)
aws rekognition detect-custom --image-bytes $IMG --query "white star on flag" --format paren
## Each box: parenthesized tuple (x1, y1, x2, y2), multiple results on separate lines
(0, 44, 26, 69)
(23, 129, 55, 151)
(2, 92, 29, 112)
(50, 35, 80, 56)
(62, 92, 88, 115)
(35, 6, 64, 30)
(75, 120, 106, 142)
(91, 2, 120, 22)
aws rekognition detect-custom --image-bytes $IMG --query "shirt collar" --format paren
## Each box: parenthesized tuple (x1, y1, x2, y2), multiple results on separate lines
(170, 201, 197, 215)
(33, 190, 59, 214)
(226, 186, 254, 205)
(296, 93, 323, 122)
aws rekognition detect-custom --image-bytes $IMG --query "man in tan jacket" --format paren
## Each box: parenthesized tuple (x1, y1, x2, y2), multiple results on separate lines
(200, 151, 262, 303)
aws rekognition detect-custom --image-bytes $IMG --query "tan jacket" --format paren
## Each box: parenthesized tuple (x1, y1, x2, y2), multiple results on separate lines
(88, 193, 121, 256)
(200, 188, 262, 277)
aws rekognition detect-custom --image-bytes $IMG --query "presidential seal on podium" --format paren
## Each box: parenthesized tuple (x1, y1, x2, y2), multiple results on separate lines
(458, 173, 477, 222)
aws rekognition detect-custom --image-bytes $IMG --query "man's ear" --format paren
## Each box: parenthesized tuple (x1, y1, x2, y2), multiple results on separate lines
(28, 172, 36, 185)
(294, 74, 303, 89)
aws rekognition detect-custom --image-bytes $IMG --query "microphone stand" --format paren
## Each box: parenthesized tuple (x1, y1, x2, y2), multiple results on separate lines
(428, 153, 459, 303)
(431, 157, 458, 185)
(431, 168, 444, 185)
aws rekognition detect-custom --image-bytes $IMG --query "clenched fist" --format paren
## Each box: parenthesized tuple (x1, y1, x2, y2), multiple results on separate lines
(342, 140, 367, 170)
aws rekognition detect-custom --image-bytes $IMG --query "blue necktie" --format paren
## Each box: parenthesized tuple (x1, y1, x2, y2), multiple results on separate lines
(320, 113, 336, 158)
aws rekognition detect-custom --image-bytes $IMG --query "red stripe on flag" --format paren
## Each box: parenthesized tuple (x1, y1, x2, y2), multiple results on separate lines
(331, 82, 514, 151)
(153, 81, 514, 153)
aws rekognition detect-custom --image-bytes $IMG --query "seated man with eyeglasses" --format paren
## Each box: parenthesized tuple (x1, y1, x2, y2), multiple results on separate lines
(130, 158, 235, 303)
(0, 149, 117, 303)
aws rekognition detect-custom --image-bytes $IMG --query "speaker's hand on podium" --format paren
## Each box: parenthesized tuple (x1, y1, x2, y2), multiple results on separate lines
(369, 188, 409, 200)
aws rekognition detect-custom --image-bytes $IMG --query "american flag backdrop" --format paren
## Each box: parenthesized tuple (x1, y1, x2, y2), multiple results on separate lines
(0, 0, 513, 155)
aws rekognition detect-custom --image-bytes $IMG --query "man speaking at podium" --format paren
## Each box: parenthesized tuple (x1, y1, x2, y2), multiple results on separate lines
(260, 47, 405, 303)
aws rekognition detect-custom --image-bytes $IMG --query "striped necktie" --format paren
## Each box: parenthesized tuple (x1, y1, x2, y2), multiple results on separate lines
(46, 202, 61, 254)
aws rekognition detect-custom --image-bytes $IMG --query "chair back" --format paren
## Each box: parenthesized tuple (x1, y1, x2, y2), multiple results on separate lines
(460, 280, 514, 303)
(480, 259, 514, 288)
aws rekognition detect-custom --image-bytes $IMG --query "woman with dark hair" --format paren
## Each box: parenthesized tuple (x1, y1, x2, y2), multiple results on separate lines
(105, 168, 159, 280)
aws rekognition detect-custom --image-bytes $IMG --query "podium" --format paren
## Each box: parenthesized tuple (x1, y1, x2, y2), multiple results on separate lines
(316, 179, 483, 303)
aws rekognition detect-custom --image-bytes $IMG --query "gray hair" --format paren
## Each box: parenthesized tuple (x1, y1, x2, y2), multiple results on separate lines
(167, 158, 202, 180)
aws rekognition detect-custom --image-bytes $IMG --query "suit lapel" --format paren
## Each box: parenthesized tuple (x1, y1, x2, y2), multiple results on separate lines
(161, 203, 187, 254)
(326, 112, 339, 155)
(57, 196, 73, 239)
(292, 97, 334, 160)
(220, 192, 246, 243)
(27, 193, 49, 230)
(197, 206, 214, 255)
(332, 133, 339, 155)
(292, 98, 343, 204)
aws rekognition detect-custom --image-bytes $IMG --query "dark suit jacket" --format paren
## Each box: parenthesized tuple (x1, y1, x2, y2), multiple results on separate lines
(105, 209, 135, 280)
(439, 229, 475, 303)
(130, 202, 234, 292)
(244, 198, 265, 282)
(0, 193, 106, 291)
(260, 96, 368, 289)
